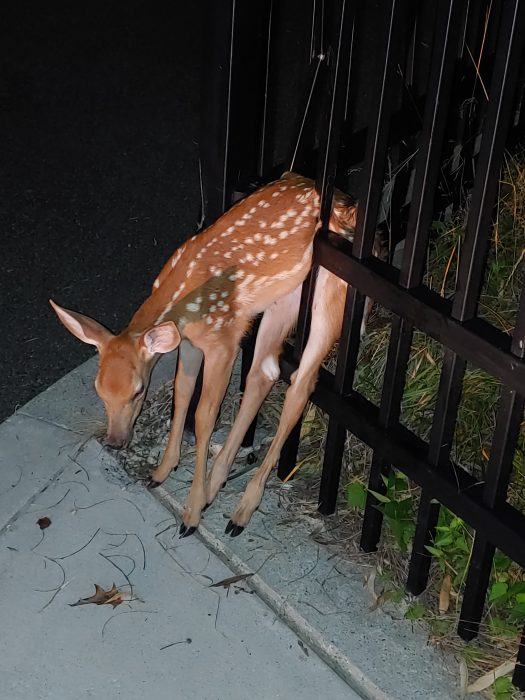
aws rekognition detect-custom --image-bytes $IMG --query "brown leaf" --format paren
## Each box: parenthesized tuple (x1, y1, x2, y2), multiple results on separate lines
(210, 573, 253, 589)
(70, 583, 124, 608)
(439, 574, 452, 615)
(37, 517, 51, 530)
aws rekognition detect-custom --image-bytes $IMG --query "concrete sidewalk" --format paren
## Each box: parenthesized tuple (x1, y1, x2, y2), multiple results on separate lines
(0, 357, 359, 700)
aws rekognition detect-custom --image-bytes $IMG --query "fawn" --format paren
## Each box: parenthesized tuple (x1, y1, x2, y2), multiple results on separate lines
(50, 172, 379, 536)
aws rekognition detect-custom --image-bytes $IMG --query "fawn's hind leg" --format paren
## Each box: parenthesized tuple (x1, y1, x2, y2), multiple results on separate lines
(226, 270, 346, 535)
(206, 286, 301, 506)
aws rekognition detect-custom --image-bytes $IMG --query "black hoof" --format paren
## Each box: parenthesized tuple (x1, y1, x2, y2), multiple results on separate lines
(179, 523, 197, 539)
(225, 520, 245, 537)
(247, 452, 257, 465)
(146, 478, 162, 490)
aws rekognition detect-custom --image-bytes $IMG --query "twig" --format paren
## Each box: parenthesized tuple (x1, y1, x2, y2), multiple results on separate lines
(67, 455, 91, 481)
(73, 498, 145, 522)
(52, 528, 101, 560)
(284, 544, 320, 584)
(101, 610, 157, 639)
(160, 638, 192, 651)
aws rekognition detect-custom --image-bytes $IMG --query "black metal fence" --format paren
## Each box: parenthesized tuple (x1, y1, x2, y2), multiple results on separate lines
(199, 0, 525, 688)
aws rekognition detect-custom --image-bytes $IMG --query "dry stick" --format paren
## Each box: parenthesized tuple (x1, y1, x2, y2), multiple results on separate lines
(52, 528, 101, 560)
(67, 454, 90, 481)
(99, 553, 135, 600)
(29, 488, 71, 513)
(73, 497, 146, 522)
(38, 557, 68, 612)
(101, 610, 158, 639)
(284, 544, 321, 584)
(60, 480, 91, 492)
(34, 556, 66, 593)
(160, 638, 192, 651)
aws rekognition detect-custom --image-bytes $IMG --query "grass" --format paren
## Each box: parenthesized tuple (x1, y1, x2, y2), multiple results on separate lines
(267, 154, 525, 698)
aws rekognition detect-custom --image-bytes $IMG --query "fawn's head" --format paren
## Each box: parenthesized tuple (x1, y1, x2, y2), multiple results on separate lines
(49, 300, 180, 448)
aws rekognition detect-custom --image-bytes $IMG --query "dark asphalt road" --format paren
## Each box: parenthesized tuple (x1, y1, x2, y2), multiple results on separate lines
(1, 1, 201, 421)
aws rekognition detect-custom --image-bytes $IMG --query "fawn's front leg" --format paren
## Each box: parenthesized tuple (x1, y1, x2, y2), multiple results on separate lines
(179, 342, 239, 537)
(148, 340, 203, 487)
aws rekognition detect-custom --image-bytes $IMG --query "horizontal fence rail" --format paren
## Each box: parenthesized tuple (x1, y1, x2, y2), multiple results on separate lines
(201, 0, 525, 689)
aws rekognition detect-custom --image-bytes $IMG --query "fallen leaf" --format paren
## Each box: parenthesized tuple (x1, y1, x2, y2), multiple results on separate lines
(37, 517, 51, 530)
(439, 574, 452, 614)
(466, 658, 515, 693)
(70, 583, 124, 608)
(210, 573, 253, 589)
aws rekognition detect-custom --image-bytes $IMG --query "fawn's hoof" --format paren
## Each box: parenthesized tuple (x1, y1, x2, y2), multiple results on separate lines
(146, 478, 162, 490)
(179, 523, 197, 538)
(225, 520, 245, 538)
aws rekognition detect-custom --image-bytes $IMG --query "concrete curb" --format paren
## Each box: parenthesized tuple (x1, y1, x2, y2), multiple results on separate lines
(155, 486, 390, 700)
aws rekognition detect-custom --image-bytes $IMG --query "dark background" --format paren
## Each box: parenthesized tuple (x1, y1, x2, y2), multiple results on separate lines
(0, 1, 201, 421)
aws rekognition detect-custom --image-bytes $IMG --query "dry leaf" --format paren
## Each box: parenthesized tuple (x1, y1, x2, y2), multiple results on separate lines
(70, 583, 124, 609)
(439, 574, 452, 615)
(37, 517, 51, 530)
(210, 573, 253, 589)
(466, 658, 515, 693)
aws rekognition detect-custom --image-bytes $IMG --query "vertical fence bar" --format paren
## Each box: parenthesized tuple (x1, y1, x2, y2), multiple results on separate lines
(515, 627, 525, 690)
(360, 0, 465, 549)
(318, 0, 411, 514)
(407, 0, 525, 595)
(458, 277, 525, 639)
(278, 0, 356, 481)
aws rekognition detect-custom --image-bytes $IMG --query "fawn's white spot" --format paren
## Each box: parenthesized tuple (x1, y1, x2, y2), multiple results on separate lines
(254, 233, 262, 240)
(172, 282, 186, 301)
(257, 199, 267, 207)
(221, 291, 229, 298)
(270, 252, 278, 260)
(235, 219, 246, 226)
(213, 317, 224, 330)
(258, 221, 267, 229)
(271, 221, 285, 229)
(210, 304, 217, 312)
(195, 296, 202, 304)
(206, 316, 213, 325)
(228, 273, 237, 281)
(263, 235, 278, 245)
(261, 356, 280, 381)
(186, 302, 200, 313)
(256, 251, 266, 261)
(279, 231, 289, 239)
(153, 279, 160, 289)
(224, 252, 232, 259)
(272, 191, 280, 198)
(209, 292, 218, 301)
(245, 237, 253, 244)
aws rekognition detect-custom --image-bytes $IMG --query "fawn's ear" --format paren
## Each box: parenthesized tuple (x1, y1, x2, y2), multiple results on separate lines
(49, 299, 113, 351)
(140, 321, 181, 356)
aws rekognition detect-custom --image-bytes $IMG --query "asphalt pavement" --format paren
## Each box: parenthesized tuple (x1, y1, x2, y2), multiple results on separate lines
(0, 0, 200, 422)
